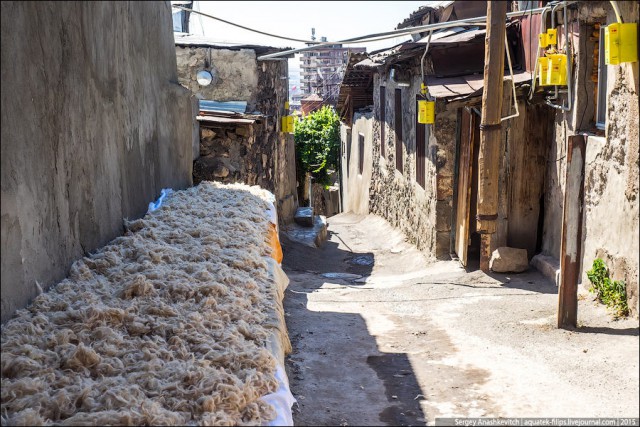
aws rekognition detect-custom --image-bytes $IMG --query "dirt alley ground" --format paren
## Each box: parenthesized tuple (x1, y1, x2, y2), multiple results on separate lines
(281, 213, 640, 426)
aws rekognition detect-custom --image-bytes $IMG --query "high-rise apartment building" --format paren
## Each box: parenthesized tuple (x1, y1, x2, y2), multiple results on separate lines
(300, 32, 365, 106)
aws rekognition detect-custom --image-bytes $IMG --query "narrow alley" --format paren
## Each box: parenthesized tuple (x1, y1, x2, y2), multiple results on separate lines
(282, 213, 639, 425)
(2, 1, 639, 425)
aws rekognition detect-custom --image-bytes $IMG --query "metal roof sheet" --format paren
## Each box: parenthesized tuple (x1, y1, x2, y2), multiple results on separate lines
(426, 71, 532, 99)
(199, 100, 247, 114)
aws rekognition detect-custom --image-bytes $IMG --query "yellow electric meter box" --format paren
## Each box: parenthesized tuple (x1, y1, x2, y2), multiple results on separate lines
(281, 115, 294, 133)
(546, 28, 557, 45)
(538, 33, 549, 48)
(538, 56, 551, 86)
(547, 54, 568, 85)
(417, 100, 435, 124)
(605, 23, 638, 65)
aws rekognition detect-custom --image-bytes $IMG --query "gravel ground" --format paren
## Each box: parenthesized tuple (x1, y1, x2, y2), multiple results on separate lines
(282, 213, 640, 426)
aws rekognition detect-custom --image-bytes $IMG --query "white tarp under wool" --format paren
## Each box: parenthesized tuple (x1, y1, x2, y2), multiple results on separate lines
(1, 182, 294, 426)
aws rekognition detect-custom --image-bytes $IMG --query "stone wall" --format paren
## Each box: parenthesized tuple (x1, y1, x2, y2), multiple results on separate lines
(542, 1, 639, 316)
(366, 72, 456, 260)
(177, 47, 298, 223)
(193, 122, 297, 224)
(0, 2, 194, 323)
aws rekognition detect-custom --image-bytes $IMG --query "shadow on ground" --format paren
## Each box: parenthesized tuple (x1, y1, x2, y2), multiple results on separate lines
(281, 233, 428, 426)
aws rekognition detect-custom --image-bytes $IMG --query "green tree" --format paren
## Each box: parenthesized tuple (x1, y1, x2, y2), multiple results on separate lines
(294, 106, 340, 188)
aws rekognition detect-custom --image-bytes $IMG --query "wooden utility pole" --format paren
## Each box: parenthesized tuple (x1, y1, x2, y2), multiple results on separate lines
(558, 135, 586, 329)
(477, 1, 507, 272)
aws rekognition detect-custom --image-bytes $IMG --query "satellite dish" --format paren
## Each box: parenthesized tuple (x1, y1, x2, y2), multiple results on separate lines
(197, 70, 213, 86)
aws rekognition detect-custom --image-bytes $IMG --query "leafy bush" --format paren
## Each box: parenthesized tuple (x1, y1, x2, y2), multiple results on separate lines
(293, 106, 340, 187)
(586, 258, 629, 318)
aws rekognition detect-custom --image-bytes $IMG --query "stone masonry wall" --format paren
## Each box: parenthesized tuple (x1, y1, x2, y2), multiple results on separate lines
(368, 72, 456, 260)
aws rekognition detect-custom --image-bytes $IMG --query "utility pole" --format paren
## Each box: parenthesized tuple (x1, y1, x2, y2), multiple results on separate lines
(557, 135, 586, 329)
(477, 0, 507, 272)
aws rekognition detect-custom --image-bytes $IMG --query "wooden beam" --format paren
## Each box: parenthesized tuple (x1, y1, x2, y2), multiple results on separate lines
(558, 135, 586, 329)
(477, 0, 507, 272)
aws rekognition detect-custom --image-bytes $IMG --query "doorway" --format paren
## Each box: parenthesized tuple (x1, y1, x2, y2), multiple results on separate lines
(454, 107, 481, 270)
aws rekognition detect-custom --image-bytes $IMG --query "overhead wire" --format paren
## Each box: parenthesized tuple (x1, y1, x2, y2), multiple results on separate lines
(171, 5, 319, 44)
(172, 4, 551, 60)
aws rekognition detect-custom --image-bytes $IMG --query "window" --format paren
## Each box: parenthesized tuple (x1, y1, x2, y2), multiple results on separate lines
(596, 26, 608, 130)
(395, 88, 403, 173)
(358, 133, 365, 175)
(380, 87, 386, 158)
(416, 97, 426, 188)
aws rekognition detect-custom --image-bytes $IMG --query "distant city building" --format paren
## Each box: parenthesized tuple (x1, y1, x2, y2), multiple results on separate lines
(300, 30, 365, 107)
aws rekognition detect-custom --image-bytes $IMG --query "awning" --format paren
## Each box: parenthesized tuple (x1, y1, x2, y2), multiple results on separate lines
(426, 71, 532, 100)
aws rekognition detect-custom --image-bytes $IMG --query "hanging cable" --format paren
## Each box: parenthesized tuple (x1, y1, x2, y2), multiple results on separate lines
(171, 5, 319, 44)
(609, 1, 624, 23)
(420, 30, 434, 90)
(171, 3, 550, 60)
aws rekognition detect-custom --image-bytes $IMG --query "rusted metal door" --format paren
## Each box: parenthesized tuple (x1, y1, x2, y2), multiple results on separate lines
(455, 108, 476, 266)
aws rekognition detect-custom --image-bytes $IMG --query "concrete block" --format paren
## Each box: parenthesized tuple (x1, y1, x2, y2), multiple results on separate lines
(283, 215, 327, 248)
(531, 254, 560, 286)
(490, 247, 529, 273)
(294, 207, 314, 227)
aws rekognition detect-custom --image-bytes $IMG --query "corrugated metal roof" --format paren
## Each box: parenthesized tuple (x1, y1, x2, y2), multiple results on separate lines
(199, 100, 247, 114)
(426, 71, 532, 99)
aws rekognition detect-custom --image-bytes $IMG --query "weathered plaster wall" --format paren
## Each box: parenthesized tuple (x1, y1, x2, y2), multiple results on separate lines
(341, 112, 374, 215)
(175, 47, 260, 108)
(366, 73, 456, 260)
(542, 1, 639, 316)
(1, 2, 194, 323)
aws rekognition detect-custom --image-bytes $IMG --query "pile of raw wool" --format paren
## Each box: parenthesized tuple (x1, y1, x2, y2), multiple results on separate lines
(1, 182, 284, 426)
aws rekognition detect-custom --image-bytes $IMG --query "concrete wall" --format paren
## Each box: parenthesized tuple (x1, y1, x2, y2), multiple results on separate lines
(1, 1, 194, 323)
(341, 112, 374, 215)
(542, 1, 639, 316)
